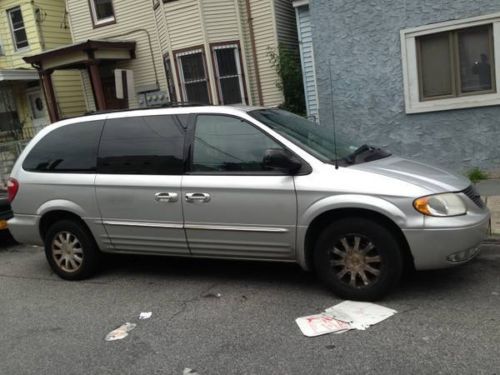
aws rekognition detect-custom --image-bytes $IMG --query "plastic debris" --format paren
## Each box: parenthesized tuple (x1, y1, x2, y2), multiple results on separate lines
(139, 312, 152, 320)
(183, 368, 199, 375)
(296, 301, 397, 337)
(203, 292, 222, 298)
(105, 322, 137, 341)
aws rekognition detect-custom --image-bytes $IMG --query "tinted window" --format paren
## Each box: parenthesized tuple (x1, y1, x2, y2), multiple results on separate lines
(98, 115, 185, 175)
(23, 121, 103, 173)
(192, 115, 283, 172)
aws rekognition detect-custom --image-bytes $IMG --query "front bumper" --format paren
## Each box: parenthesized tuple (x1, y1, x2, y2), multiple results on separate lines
(403, 215, 490, 270)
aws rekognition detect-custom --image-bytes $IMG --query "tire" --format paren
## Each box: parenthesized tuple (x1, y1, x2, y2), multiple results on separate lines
(313, 217, 403, 301)
(44, 220, 101, 280)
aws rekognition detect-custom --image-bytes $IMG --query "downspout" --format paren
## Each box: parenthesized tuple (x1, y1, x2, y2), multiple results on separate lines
(244, 0, 264, 106)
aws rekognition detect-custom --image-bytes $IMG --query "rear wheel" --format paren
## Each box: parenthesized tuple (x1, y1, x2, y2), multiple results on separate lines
(44, 220, 101, 280)
(314, 217, 403, 301)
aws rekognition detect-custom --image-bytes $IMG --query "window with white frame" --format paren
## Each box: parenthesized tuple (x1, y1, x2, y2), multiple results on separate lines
(401, 13, 500, 113)
(212, 44, 246, 105)
(7, 6, 29, 51)
(176, 49, 210, 104)
(89, 0, 115, 26)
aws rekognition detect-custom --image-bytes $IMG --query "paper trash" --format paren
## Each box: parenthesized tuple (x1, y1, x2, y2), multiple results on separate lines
(325, 301, 397, 330)
(105, 322, 137, 341)
(296, 301, 397, 337)
(139, 312, 152, 320)
(296, 313, 352, 337)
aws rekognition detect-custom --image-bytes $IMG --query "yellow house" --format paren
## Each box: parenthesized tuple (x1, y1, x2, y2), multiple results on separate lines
(22, 0, 298, 117)
(0, 0, 85, 135)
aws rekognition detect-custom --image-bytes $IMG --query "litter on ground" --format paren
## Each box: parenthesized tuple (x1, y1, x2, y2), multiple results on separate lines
(183, 368, 200, 375)
(105, 322, 137, 341)
(203, 292, 222, 298)
(296, 301, 397, 337)
(139, 312, 152, 320)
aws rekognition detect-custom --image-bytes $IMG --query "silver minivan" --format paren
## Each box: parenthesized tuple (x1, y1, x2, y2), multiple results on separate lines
(7, 106, 490, 300)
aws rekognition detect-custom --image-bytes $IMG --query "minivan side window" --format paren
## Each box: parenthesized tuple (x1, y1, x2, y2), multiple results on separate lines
(23, 121, 104, 173)
(98, 115, 185, 175)
(191, 115, 284, 172)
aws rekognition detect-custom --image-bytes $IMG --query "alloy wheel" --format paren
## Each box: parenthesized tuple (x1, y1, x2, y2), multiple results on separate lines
(51, 231, 84, 273)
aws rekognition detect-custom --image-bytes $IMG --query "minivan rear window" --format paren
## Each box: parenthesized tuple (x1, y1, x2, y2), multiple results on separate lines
(97, 115, 185, 175)
(23, 121, 104, 173)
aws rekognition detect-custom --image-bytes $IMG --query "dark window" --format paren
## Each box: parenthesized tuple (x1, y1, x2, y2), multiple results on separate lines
(8, 6, 28, 50)
(213, 46, 244, 104)
(192, 115, 283, 173)
(91, 0, 115, 24)
(23, 121, 103, 173)
(98, 115, 185, 175)
(417, 24, 495, 100)
(177, 51, 210, 104)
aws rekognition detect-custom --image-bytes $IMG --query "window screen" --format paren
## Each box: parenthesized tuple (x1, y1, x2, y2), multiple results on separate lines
(98, 115, 185, 175)
(177, 52, 210, 104)
(23, 121, 103, 173)
(213, 46, 244, 104)
(92, 0, 114, 21)
(192, 115, 283, 173)
(8, 7, 28, 50)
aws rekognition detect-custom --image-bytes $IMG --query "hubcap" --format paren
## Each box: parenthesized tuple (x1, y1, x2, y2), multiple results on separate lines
(51, 231, 84, 273)
(328, 234, 382, 288)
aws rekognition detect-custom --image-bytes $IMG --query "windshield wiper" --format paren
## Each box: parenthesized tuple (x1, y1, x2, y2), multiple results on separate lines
(343, 144, 390, 165)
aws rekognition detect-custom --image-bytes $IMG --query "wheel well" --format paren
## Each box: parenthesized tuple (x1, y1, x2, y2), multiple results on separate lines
(39, 210, 91, 241)
(304, 208, 414, 272)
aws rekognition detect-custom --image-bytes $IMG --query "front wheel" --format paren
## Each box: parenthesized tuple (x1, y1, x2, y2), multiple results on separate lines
(44, 220, 101, 280)
(314, 218, 403, 301)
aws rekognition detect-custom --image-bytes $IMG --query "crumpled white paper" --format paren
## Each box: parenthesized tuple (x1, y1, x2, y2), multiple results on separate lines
(105, 322, 137, 341)
(139, 312, 152, 320)
(296, 301, 397, 337)
(325, 301, 397, 330)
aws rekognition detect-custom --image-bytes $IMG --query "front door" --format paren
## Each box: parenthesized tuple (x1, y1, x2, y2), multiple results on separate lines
(95, 114, 188, 255)
(182, 114, 297, 260)
(26, 88, 49, 131)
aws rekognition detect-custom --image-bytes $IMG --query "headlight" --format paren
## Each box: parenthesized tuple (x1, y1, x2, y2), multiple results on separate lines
(413, 193, 466, 217)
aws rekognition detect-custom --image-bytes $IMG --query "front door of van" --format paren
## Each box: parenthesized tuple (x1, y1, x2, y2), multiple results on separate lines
(182, 114, 297, 260)
(95, 114, 189, 255)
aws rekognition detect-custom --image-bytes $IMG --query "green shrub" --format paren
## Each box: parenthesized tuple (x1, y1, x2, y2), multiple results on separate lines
(466, 167, 489, 183)
(268, 44, 306, 116)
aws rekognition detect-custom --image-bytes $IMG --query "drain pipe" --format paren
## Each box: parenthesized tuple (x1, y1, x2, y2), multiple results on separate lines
(245, 0, 264, 106)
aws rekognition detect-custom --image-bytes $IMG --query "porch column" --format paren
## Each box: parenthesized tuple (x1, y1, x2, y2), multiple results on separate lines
(40, 70, 60, 123)
(88, 62, 107, 110)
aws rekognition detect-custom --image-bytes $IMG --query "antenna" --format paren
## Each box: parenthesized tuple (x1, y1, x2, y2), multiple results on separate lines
(328, 60, 339, 170)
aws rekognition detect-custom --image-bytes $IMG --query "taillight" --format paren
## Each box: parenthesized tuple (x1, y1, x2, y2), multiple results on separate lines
(7, 178, 19, 203)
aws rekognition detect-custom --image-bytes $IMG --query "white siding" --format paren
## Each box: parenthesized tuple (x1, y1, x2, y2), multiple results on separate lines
(164, 1, 204, 50)
(274, 0, 298, 50)
(250, 0, 283, 106)
(202, 0, 240, 42)
(296, 4, 318, 120)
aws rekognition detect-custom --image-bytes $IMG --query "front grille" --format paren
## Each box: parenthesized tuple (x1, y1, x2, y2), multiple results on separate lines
(462, 185, 485, 209)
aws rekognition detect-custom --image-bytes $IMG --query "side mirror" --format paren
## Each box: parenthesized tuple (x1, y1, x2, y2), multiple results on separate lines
(263, 148, 302, 174)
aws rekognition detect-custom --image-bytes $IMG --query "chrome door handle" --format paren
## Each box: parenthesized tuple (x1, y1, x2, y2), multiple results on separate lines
(185, 192, 211, 203)
(155, 192, 178, 202)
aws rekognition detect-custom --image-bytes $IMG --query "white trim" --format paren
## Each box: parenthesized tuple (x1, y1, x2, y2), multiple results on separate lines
(401, 13, 500, 114)
(0, 69, 39, 81)
(293, 0, 309, 8)
(89, 0, 115, 26)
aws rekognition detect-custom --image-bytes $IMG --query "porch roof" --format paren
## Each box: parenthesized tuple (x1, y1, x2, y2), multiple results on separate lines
(0, 69, 39, 81)
(23, 39, 136, 71)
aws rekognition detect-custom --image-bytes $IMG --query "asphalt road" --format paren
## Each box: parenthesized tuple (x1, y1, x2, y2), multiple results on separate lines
(0, 240, 499, 375)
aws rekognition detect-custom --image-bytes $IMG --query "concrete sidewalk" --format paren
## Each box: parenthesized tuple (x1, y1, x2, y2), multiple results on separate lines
(477, 179, 500, 238)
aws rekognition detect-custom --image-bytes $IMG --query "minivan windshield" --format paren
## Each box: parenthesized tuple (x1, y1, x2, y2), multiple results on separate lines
(249, 109, 390, 165)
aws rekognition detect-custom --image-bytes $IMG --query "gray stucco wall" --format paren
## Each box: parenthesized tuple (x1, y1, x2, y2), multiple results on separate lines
(310, 0, 500, 174)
